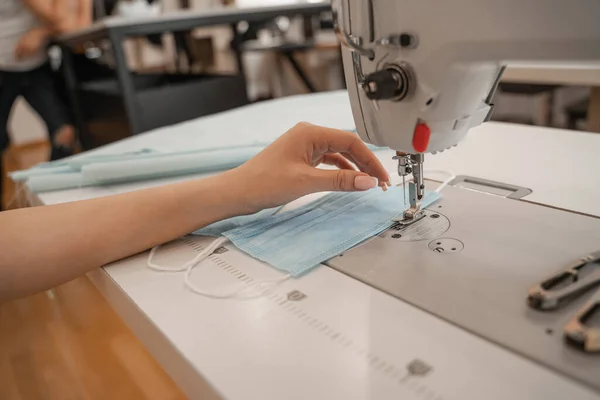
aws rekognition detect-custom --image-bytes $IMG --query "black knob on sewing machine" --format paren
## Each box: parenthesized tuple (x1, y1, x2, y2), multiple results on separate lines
(362, 66, 411, 101)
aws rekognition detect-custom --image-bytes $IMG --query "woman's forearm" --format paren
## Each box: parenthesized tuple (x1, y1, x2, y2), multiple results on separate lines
(76, 0, 93, 29)
(22, 0, 57, 26)
(24, 0, 91, 35)
(0, 123, 390, 303)
(0, 171, 247, 301)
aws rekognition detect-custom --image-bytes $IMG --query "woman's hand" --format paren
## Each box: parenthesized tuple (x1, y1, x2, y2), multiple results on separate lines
(14, 28, 48, 60)
(229, 122, 391, 213)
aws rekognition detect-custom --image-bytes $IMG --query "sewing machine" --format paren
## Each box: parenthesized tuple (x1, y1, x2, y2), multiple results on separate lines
(325, 0, 600, 393)
(333, 0, 600, 220)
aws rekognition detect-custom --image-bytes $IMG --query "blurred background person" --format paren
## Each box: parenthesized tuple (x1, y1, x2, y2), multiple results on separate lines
(0, 0, 78, 210)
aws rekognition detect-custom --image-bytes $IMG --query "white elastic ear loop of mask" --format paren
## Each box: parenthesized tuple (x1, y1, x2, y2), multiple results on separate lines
(185, 268, 291, 299)
(183, 238, 291, 299)
(147, 236, 229, 272)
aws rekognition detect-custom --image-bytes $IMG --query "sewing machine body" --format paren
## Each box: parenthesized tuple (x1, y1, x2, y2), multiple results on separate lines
(326, 181, 600, 392)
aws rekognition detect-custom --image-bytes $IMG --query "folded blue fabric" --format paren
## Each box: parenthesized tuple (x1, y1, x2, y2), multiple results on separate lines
(194, 186, 441, 277)
(195, 207, 281, 237)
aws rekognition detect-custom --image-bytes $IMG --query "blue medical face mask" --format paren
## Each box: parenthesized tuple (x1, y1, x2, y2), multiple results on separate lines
(146, 206, 280, 272)
(147, 186, 440, 298)
(194, 207, 281, 237)
(195, 186, 440, 277)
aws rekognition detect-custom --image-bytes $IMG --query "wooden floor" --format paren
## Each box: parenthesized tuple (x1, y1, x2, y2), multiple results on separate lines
(1, 142, 48, 211)
(1, 143, 186, 400)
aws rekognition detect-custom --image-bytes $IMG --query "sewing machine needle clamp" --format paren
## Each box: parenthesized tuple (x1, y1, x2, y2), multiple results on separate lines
(527, 249, 600, 352)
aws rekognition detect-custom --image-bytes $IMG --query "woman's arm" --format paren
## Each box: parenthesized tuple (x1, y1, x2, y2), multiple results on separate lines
(0, 172, 246, 302)
(14, 26, 52, 60)
(22, 0, 57, 26)
(52, 0, 92, 32)
(23, 0, 92, 34)
(0, 123, 389, 302)
(74, 0, 93, 29)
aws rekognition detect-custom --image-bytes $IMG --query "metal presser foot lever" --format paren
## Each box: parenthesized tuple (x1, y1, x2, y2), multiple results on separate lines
(527, 250, 600, 352)
(565, 290, 600, 352)
(392, 153, 425, 226)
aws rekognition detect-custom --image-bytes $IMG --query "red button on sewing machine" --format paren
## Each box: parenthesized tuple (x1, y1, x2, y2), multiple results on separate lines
(412, 123, 431, 153)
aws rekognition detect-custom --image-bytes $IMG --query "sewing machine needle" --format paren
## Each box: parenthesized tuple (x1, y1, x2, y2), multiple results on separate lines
(403, 175, 407, 208)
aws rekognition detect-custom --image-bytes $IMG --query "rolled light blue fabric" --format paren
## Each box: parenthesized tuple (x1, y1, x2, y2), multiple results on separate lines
(64, 149, 159, 170)
(11, 129, 386, 193)
(67, 143, 272, 170)
(25, 172, 85, 193)
(10, 149, 159, 182)
(10, 165, 74, 182)
(81, 146, 265, 184)
(16, 146, 267, 192)
(194, 186, 441, 277)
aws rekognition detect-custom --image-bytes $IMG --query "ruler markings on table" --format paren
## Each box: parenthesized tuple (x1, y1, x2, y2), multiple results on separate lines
(180, 238, 442, 399)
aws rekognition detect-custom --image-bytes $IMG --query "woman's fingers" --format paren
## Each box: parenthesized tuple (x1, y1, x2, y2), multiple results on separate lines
(308, 168, 379, 192)
(319, 152, 391, 191)
(320, 153, 356, 171)
(307, 124, 390, 183)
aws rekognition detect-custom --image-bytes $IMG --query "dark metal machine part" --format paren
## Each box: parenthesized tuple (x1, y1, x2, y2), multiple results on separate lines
(325, 183, 600, 392)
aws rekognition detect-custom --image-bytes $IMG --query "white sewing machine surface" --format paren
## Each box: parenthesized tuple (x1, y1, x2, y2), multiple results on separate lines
(34, 92, 600, 399)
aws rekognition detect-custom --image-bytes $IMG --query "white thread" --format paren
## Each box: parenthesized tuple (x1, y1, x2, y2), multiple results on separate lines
(434, 174, 456, 193)
(425, 169, 456, 193)
(147, 236, 229, 272)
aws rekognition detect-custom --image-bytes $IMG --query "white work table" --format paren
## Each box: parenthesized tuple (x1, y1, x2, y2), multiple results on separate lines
(34, 92, 600, 399)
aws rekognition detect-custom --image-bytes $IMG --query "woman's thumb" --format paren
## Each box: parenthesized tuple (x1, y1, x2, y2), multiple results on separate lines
(312, 169, 379, 192)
